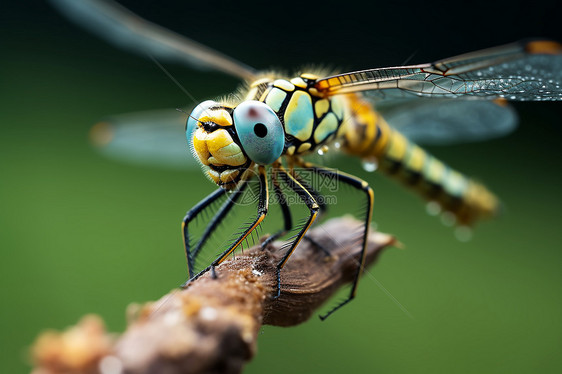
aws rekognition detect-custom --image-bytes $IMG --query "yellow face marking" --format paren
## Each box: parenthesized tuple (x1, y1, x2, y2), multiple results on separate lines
(207, 169, 220, 184)
(206, 129, 246, 166)
(290, 77, 307, 88)
(207, 156, 221, 166)
(314, 112, 338, 143)
(198, 108, 233, 127)
(206, 128, 233, 149)
(297, 142, 312, 153)
(220, 169, 240, 184)
(193, 128, 210, 165)
(273, 79, 295, 91)
(286, 145, 296, 155)
(314, 99, 330, 118)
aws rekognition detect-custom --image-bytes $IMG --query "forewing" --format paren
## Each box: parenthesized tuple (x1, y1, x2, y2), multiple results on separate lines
(314, 40, 562, 101)
(49, 0, 257, 80)
(90, 109, 198, 169)
(378, 99, 518, 145)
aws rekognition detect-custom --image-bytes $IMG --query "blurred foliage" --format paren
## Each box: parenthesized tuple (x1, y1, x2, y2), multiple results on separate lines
(1, 1, 561, 373)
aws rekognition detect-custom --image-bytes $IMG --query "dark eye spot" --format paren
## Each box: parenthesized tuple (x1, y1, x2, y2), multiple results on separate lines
(254, 123, 267, 138)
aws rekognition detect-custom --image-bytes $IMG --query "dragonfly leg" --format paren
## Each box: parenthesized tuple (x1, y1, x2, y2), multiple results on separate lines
(183, 166, 269, 288)
(298, 161, 374, 320)
(211, 166, 269, 265)
(290, 170, 332, 255)
(262, 167, 330, 256)
(181, 187, 227, 279)
(291, 168, 329, 217)
(191, 181, 249, 260)
(274, 166, 320, 298)
(261, 173, 292, 249)
(298, 177, 333, 255)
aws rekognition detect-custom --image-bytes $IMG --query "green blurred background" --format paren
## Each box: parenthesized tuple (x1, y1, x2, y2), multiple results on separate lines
(1, 0, 561, 373)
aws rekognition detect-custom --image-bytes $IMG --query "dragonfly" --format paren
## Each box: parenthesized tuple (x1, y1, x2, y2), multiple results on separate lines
(51, 0, 562, 319)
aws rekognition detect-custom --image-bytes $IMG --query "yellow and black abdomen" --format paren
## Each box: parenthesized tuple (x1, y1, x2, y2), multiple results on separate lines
(340, 95, 499, 226)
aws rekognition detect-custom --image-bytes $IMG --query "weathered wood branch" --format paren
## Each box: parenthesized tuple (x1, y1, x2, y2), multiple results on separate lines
(30, 216, 395, 374)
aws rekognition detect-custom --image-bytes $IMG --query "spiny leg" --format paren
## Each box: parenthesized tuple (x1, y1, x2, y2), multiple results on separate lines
(275, 165, 320, 298)
(298, 160, 374, 320)
(292, 168, 328, 217)
(181, 187, 228, 279)
(261, 172, 328, 255)
(192, 181, 249, 259)
(260, 164, 328, 250)
(261, 170, 292, 249)
(291, 170, 331, 255)
(183, 165, 269, 286)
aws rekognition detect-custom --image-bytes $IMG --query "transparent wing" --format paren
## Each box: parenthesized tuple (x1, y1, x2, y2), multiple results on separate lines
(49, 0, 257, 81)
(315, 40, 562, 101)
(378, 99, 518, 145)
(90, 109, 198, 170)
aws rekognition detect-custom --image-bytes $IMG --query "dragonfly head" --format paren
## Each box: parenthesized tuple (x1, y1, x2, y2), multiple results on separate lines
(187, 100, 284, 189)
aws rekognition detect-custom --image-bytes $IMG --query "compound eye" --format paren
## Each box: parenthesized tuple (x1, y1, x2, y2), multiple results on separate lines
(186, 100, 218, 147)
(233, 101, 285, 165)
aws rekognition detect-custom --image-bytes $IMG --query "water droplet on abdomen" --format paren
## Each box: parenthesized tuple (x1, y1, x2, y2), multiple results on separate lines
(362, 157, 378, 172)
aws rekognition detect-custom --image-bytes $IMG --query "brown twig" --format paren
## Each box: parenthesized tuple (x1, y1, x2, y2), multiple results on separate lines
(30, 216, 395, 374)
